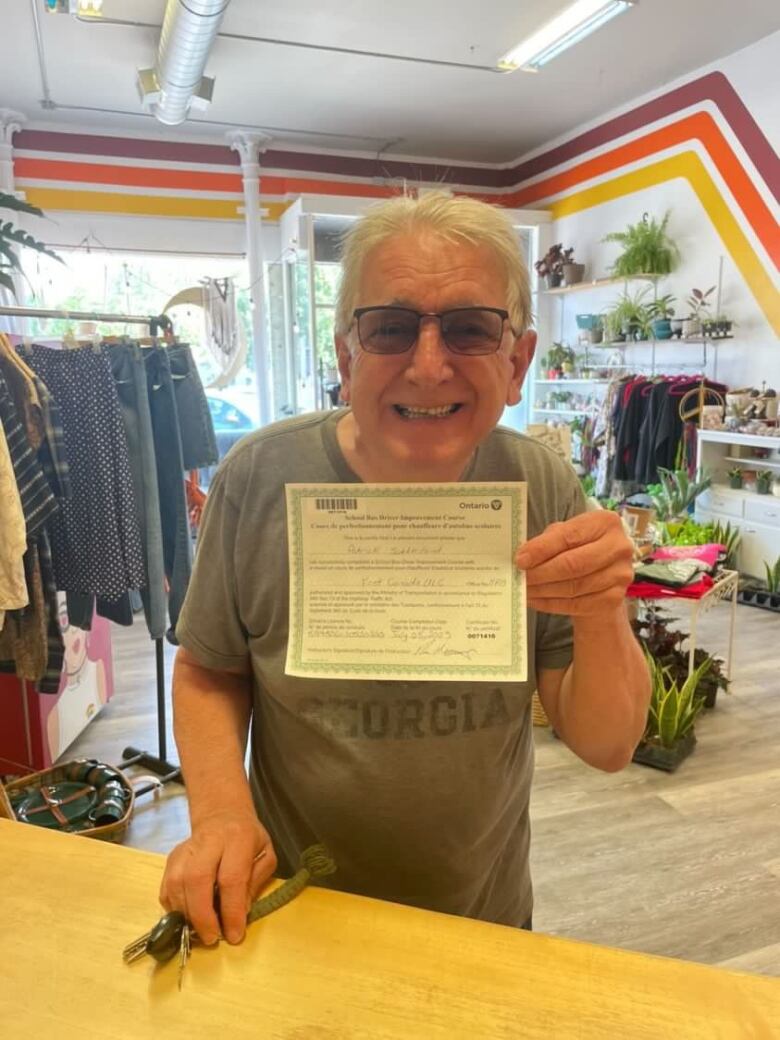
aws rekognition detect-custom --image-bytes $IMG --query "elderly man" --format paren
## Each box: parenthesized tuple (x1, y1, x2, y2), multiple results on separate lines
(162, 192, 650, 947)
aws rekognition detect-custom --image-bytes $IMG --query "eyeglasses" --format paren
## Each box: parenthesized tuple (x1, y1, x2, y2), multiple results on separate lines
(352, 306, 512, 356)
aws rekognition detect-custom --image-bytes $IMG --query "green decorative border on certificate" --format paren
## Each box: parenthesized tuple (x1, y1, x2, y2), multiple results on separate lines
(285, 483, 527, 680)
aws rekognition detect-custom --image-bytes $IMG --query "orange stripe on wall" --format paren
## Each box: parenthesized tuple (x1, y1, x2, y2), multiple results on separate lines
(475, 113, 779, 270)
(14, 157, 243, 193)
(14, 158, 406, 204)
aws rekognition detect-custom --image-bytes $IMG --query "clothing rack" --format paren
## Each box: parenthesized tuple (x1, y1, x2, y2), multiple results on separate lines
(0, 304, 181, 786)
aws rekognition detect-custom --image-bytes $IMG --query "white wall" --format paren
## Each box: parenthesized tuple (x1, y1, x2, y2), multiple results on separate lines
(547, 33, 780, 393)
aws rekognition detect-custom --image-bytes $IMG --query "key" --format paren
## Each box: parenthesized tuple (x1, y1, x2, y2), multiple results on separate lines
(122, 910, 186, 965)
(178, 923, 192, 990)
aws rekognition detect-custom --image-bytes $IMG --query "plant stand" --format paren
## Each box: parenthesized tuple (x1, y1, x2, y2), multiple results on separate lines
(633, 731, 697, 772)
(630, 569, 739, 681)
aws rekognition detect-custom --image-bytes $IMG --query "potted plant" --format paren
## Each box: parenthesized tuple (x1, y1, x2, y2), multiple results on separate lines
(727, 466, 743, 490)
(756, 469, 773, 494)
(633, 650, 711, 771)
(561, 250, 585, 286)
(535, 244, 569, 289)
(646, 467, 712, 524)
(647, 294, 676, 340)
(764, 557, 780, 610)
(551, 389, 573, 410)
(609, 285, 653, 341)
(683, 286, 715, 338)
(602, 307, 624, 343)
(542, 342, 575, 377)
(602, 211, 680, 277)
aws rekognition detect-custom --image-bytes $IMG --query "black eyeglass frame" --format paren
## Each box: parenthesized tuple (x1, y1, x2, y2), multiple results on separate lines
(351, 305, 516, 356)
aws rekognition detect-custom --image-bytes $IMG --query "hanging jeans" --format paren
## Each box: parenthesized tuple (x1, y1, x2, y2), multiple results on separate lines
(108, 342, 167, 639)
(145, 347, 192, 638)
(167, 343, 219, 471)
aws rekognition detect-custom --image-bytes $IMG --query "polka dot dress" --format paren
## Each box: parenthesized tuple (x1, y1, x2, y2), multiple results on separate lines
(27, 345, 146, 599)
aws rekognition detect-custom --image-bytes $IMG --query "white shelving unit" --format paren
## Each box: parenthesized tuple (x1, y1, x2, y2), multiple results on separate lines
(532, 276, 723, 428)
(695, 430, 780, 578)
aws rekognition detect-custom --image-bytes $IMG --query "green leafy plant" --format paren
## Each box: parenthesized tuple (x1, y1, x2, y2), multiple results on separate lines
(632, 606, 730, 711)
(764, 557, 780, 595)
(643, 650, 711, 748)
(543, 342, 575, 370)
(604, 285, 653, 340)
(646, 467, 712, 521)
(710, 520, 742, 569)
(602, 212, 680, 276)
(647, 294, 676, 320)
(727, 466, 742, 478)
(580, 473, 596, 497)
(0, 191, 62, 296)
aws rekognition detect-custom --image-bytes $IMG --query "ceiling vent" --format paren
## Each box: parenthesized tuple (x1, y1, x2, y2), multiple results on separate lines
(137, 0, 230, 126)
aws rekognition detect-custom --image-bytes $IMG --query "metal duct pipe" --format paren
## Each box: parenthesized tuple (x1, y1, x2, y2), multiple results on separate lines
(140, 0, 231, 126)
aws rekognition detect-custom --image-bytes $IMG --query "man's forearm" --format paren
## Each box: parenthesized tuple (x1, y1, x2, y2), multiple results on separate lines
(173, 648, 255, 826)
(556, 608, 651, 772)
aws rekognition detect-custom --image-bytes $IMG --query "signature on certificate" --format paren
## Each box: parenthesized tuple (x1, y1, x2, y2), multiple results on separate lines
(413, 638, 477, 660)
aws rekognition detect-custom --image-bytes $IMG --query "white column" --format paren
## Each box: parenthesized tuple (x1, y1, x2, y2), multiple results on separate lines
(0, 110, 27, 315)
(228, 130, 272, 427)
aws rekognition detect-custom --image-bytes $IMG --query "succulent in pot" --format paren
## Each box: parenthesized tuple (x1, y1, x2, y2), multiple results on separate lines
(756, 469, 773, 495)
(727, 466, 743, 490)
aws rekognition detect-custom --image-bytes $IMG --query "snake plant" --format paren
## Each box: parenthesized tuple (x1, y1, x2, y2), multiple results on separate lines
(644, 650, 711, 749)
(764, 557, 780, 595)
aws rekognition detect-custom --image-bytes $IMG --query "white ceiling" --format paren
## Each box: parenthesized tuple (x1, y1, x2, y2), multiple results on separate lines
(1, 0, 779, 163)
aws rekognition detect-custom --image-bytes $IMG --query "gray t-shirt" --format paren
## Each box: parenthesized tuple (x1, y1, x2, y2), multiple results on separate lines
(176, 409, 585, 927)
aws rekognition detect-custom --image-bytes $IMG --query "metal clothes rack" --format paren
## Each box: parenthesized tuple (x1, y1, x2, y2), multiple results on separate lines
(0, 304, 182, 785)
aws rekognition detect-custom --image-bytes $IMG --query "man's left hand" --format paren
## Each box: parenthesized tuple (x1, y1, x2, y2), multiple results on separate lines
(515, 511, 634, 618)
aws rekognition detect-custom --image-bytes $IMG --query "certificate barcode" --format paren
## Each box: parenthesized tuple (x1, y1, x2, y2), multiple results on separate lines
(315, 497, 358, 510)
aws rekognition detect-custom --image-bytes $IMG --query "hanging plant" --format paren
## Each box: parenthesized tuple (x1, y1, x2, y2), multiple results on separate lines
(602, 212, 680, 277)
(0, 191, 63, 296)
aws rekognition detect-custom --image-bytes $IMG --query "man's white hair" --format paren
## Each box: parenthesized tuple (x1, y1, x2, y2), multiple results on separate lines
(334, 191, 532, 338)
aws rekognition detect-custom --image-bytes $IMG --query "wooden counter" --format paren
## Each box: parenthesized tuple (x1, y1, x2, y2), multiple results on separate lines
(1, 819, 777, 1038)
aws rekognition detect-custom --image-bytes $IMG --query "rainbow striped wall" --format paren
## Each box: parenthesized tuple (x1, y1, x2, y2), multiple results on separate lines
(12, 70, 780, 333)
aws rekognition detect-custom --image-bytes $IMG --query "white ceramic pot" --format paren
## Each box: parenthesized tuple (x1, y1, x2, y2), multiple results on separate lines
(772, 483, 780, 499)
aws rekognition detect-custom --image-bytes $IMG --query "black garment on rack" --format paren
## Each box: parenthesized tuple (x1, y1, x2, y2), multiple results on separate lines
(167, 343, 219, 471)
(24, 344, 146, 599)
(144, 346, 192, 636)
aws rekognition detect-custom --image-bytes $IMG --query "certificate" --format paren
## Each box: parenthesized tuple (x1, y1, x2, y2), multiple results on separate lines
(285, 483, 527, 682)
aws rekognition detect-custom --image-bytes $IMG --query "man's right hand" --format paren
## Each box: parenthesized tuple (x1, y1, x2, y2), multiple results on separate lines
(159, 808, 277, 946)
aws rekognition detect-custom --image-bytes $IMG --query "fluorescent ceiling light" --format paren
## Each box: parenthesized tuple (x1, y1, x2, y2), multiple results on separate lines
(498, 0, 636, 72)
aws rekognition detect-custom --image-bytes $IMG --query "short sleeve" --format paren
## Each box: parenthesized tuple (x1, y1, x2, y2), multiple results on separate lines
(175, 470, 250, 671)
(534, 478, 590, 673)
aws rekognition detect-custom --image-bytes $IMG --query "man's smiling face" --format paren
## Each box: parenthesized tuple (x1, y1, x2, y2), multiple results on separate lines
(335, 229, 536, 482)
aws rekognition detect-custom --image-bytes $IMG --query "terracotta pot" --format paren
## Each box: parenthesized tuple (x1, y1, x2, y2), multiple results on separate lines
(562, 262, 585, 286)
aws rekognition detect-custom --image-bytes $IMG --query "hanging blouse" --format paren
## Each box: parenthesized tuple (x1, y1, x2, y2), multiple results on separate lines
(0, 422, 27, 627)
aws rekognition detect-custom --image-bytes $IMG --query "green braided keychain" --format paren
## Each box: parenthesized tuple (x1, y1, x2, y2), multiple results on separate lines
(123, 843, 337, 967)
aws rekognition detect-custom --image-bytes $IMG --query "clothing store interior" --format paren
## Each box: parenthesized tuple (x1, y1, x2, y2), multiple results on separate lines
(1, 1, 779, 1034)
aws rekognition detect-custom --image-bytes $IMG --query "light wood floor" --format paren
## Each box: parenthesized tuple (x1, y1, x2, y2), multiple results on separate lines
(61, 602, 780, 977)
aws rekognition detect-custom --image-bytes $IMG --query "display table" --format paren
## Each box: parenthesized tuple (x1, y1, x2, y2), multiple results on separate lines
(1, 820, 778, 1038)
(628, 569, 739, 679)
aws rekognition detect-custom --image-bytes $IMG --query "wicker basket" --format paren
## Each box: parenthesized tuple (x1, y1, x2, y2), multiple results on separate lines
(532, 691, 550, 728)
(3, 760, 135, 844)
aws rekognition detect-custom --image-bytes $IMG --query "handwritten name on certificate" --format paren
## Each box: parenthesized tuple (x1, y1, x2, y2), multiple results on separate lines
(285, 483, 527, 682)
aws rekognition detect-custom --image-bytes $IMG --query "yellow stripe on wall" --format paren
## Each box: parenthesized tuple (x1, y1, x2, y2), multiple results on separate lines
(548, 151, 780, 336)
(22, 187, 292, 224)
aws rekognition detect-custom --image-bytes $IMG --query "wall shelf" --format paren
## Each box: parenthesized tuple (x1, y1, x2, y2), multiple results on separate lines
(542, 274, 660, 296)
(535, 378, 612, 385)
(532, 407, 598, 417)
